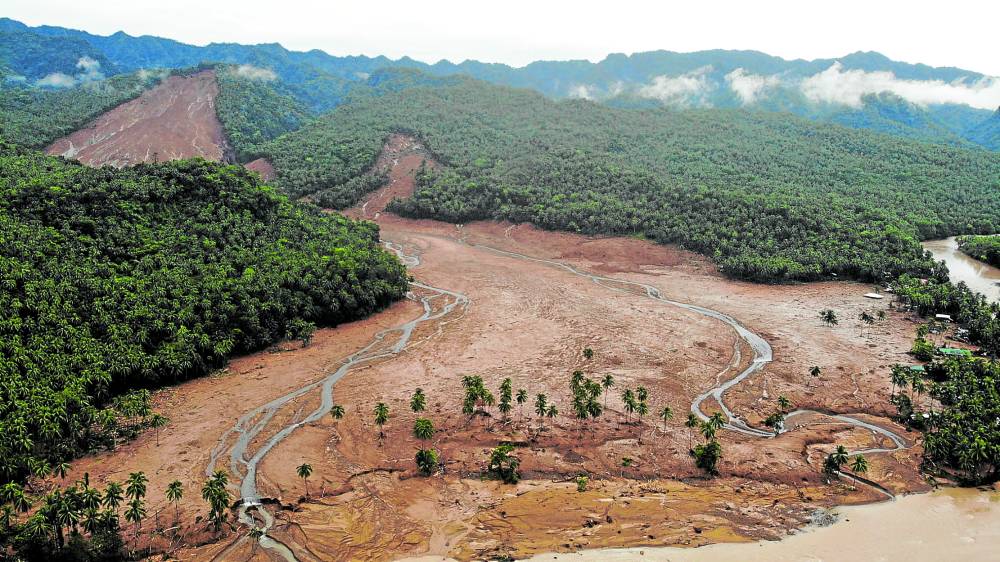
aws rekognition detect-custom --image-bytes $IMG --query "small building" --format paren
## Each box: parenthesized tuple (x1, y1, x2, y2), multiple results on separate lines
(938, 347, 972, 357)
(935, 314, 953, 322)
(864, 292, 884, 300)
(907, 365, 926, 374)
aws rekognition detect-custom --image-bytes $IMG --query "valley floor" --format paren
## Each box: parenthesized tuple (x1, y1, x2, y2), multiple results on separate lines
(65, 137, 930, 561)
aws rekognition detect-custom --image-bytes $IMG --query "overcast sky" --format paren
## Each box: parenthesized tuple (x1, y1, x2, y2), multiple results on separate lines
(6, 0, 1000, 76)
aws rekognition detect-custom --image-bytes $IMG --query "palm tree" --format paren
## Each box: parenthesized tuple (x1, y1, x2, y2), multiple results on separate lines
(820, 309, 838, 326)
(636, 386, 649, 403)
(583, 347, 594, 360)
(636, 400, 649, 426)
(103, 482, 124, 514)
(700, 420, 717, 441)
(810, 366, 822, 379)
(571, 370, 585, 391)
(534, 393, 548, 429)
(165, 480, 183, 524)
(53, 461, 71, 481)
(297, 463, 313, 497)
(708, 412, 725, 431)
(374, 402, 390, 439)
(859, 310, 875, 336)
(125, 472, 148, 501)
(410, 388, 427, 413)
(546, 403, 558, 425)
(330, 404, 345, 420)
(685, 413, 699, 450)
(777, 395, 792, 412)
(124, 497, 146, 546)
(621, 389, 636, 423)
(413, 418, 434, 440)
(516, 389, 528, 422)
(850, 454, 869, 474)
(149, 413, 168, 446)
(601, 374, 614, 408)
(620, 457, 633, 478)
(889, 365, 908, 398)
(659, 406, 674, 431)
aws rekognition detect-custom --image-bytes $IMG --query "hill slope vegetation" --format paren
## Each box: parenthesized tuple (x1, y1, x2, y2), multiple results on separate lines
(0, 143, 408, 484)
(261, 79, 1000, 282)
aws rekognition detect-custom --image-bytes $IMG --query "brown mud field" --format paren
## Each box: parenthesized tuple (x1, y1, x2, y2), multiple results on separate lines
(46, 69, 232, 167)
(63, 135, 931, 561)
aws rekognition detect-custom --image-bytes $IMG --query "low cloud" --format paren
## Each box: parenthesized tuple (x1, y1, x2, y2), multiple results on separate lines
(725, 68, 780, 105)
(637, 66, 714, 106)
(37, 72, 77, 88)
(233, 64, 277, 81)
(75, 56, 105, 82)
(568, 84, 596, 100)
(801, 62, 1000, 110)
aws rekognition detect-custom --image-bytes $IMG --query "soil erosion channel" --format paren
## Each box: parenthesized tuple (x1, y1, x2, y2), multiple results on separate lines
(219, 138, 908, 559)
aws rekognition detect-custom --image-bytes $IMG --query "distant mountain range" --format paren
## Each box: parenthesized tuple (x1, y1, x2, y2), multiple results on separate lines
(1, 17, 998, 150)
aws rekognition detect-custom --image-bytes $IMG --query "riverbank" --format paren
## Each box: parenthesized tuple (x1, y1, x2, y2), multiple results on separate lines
(922, 236, 1000, 302)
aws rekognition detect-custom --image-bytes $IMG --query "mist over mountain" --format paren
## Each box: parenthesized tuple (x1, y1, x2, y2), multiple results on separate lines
(1, 16, 997, 150)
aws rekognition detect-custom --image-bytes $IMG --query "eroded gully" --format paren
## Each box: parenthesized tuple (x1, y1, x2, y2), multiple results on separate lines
(207, 227, 909, 559)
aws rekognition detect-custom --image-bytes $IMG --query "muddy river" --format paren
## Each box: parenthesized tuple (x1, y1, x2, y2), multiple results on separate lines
(511, 488, 1000, 562)
(923, 236, 1000, 302)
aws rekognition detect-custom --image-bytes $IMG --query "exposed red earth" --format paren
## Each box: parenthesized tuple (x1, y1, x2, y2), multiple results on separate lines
(46, 70, 233, 167)
(55, 135, 933, 561)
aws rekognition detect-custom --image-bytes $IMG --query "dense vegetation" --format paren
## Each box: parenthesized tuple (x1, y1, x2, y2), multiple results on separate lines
(213, 65, 314, 162)
(0, 143, 408, 486)
(260, 79, 1000, 282)
(957, 235, 1000, 268)
(891, 274, 1000, 482)
(0, 71, 163, 148)
(0, 30, 115, 81)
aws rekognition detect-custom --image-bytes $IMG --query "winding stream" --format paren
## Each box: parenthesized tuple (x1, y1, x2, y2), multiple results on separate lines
(206, 240, 468, 561)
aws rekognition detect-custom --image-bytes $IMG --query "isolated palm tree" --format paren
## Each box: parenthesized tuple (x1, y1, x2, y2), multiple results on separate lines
(413, 418, 434, 440)
(777, 395, 792, 412)
(410, 388, 427, 413)
(297, 463, 313, 497)
(165, 480, 183, 524)
(659, 406, 674, 431)
(621, 389, 636, 423)
(374, 402, 390, 439)
(636, 386, 649, 403)
(516, 389, 528, 422)
(330, 404, 345, 420)
(149, 413, 168, 446)
(850, 454, 869, 474)
(546, 403, 558, 425)
(583, 347, 594, 360)
(709, 412, 725, 431)
(534, 393, 548, 429)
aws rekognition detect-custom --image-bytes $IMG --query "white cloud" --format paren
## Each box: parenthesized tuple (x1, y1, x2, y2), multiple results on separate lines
(75, 56, 104, 82)
(232, 64, 277, 81)
(568, 83, 595, 100)
(725, 68, 780, 105)
(637, 66, 714, 105)
(801, 62, 1000, 110)
(37, 72, 77, 88)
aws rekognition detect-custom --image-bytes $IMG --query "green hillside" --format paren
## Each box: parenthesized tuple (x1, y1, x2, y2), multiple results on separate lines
(261, 79, 1000, 282)
(0, 143, 408, 484)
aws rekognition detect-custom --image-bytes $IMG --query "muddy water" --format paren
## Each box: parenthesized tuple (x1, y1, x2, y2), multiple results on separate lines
(513, 488, 1000, 562)
(923, 236, 1000, 302)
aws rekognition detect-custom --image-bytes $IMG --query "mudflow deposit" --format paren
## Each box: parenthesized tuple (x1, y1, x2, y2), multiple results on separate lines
(53, 122, 939, 560)
(45, 69, 232, 167)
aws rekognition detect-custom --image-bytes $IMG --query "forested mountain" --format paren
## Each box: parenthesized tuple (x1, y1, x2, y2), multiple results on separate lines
(965, 109, 1000, 151)
(258, 78, 1000, 282)
(0, 142, 408, 484)
(0, 69, 166, 148)
(3, 17, 998, 151)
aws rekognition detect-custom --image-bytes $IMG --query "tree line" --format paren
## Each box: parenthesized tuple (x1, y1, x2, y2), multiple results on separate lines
(957, 235, 1000, 268)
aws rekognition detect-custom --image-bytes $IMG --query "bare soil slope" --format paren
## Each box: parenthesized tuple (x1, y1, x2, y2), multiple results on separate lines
(46, 70, 232, 167)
